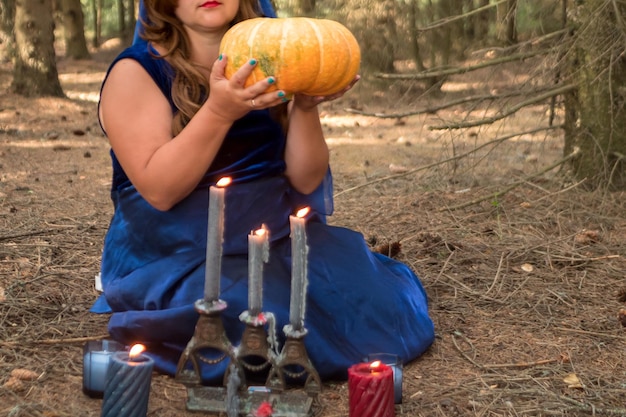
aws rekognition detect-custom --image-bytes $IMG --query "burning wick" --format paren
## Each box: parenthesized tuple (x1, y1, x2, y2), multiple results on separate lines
(216, 177, 232, 187)
(129, 344, 146, 362)
(296, 207, 310, 218)
(369, 360, 382, 373)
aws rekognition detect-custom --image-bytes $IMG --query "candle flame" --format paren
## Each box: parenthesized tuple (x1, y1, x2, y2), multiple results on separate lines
(370, 360, 382, 369)
(129, 344, 146, 359)
(255, 228, 267, 237)
(216, 177, 232, 187)
(296, 207, 310, 218)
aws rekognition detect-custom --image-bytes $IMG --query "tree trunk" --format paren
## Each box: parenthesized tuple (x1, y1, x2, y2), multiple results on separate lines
(128, 0, 135, 38)
(90, 0, 98, 47)
(473, 0, 491, 43)
(408, 0, 425, 72)
(294, 0, 314, 16)
(496, 0, 517, 45)
(0, 0, 15, 62)
(60, 0, 90, 59)
(12, 0, 64, 97)
(563, 0, 626, 189)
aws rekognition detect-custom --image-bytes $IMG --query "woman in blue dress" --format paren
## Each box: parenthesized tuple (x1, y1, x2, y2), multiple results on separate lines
(91, 0, 435, 384)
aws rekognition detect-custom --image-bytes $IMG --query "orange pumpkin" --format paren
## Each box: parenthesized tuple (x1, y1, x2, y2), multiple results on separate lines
(219, 17, 361, 96)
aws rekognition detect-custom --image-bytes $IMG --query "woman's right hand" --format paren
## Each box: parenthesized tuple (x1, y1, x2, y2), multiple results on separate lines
(205, 54, 288, 121)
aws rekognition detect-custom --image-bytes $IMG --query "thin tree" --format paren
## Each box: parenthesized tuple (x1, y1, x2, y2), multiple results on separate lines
(0, 0, 15, 62)
(563, 0, 626, 189)
(12, 0, 64, 97)
(60, 0, 90, 59)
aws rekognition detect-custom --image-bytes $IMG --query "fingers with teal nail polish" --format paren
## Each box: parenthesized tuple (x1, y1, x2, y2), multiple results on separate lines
(249, 59, 257, 66)
(277, 91, 289, 102)
(268, 77, 275, 85)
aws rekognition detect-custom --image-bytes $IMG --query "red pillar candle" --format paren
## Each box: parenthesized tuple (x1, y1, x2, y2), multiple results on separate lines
(348, 361, 395, 417)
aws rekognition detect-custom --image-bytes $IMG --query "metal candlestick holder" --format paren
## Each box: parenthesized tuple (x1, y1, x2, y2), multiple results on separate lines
(267, 325, 321, 396)
(176, 299, 240, 387)
(175, 303, 319, 416)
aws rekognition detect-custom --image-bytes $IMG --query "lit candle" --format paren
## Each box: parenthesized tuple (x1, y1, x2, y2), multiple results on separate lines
(289, 207, 310, 330)
(366, 353, 404, 404)
(348, 361, 395, 417)
(82, 339, 126, 398)
(101, 344, 154, 417)
(204, 177, 231, 302)
(248, 225, 269, 316)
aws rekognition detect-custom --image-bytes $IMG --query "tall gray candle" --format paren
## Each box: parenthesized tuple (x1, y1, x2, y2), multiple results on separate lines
(101, 344, 154, 417)
(289, 207, 310, 330)
(204, 177, 231, 302)
(248, 225, 269, 316)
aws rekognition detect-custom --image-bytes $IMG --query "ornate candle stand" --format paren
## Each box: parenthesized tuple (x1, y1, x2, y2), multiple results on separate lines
(176, 305, 319, 416)
(175, 299, 240, 387)
(237, 311, 276, 384)
(267, 325, 321, 396)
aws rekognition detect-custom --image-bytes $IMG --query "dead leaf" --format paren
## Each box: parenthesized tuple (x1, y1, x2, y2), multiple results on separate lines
(574, 229, 601, 245)
(389, 163, 409, 173)
(563, 373, 584, 389)
(521, 263, 534, 272)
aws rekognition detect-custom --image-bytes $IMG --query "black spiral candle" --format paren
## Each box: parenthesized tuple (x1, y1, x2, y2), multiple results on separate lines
(101, 345, 154, 417)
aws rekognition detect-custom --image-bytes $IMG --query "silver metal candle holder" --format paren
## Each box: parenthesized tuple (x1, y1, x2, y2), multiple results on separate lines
(175, 299, 320, 416)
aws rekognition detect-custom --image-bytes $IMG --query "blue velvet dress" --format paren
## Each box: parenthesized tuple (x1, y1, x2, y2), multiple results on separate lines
(92, 8, 435, 384)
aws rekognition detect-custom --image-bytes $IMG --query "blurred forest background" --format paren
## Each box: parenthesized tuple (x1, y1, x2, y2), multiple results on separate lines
(3, 0, 626, 189)
(3, 1, 626, 416)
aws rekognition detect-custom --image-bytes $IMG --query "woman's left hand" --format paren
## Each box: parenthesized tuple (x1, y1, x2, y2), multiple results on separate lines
(291, 75, 360, 112)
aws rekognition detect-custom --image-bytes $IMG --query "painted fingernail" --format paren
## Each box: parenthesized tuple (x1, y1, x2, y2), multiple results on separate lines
(218, 54, 223, 60)
(277, 91, 285, 97)
(249, 59, 257, 66)
(268, 77, 275, 84)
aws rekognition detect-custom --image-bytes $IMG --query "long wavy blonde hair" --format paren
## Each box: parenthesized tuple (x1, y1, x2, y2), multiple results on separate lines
(140, 0, 269, 135)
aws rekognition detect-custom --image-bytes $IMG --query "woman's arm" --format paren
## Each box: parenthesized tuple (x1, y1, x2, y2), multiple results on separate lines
(283, 76, 360, 195)
(283, 103, 330, 195)
(99, 56, 281, 211)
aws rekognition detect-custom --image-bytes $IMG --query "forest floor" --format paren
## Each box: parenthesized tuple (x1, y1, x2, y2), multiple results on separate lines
(1, 43, 626, 417)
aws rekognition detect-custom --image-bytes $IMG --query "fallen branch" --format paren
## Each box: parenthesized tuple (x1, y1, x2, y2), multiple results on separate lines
(333, 126, 561, 198)
(0, 334, 110, 348)
(345, 90, 526, 119)
(375, 49, 552, 81)
(441, 147, 581, 211)
(417, 0, 506, 32)
(430, 84, 576, 130)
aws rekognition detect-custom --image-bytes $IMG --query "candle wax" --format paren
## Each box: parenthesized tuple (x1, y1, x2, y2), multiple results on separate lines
(204, 183, 226, 301)
(348, 362, 395, 417)
(248, 226, 269, 316)
(289, 213, 309, 330)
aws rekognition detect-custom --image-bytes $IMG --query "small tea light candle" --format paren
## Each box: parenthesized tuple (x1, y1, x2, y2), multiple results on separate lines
(101, 344, 154, 417)
(82, 339, 126, 398)
(348, 361, 395, 417)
